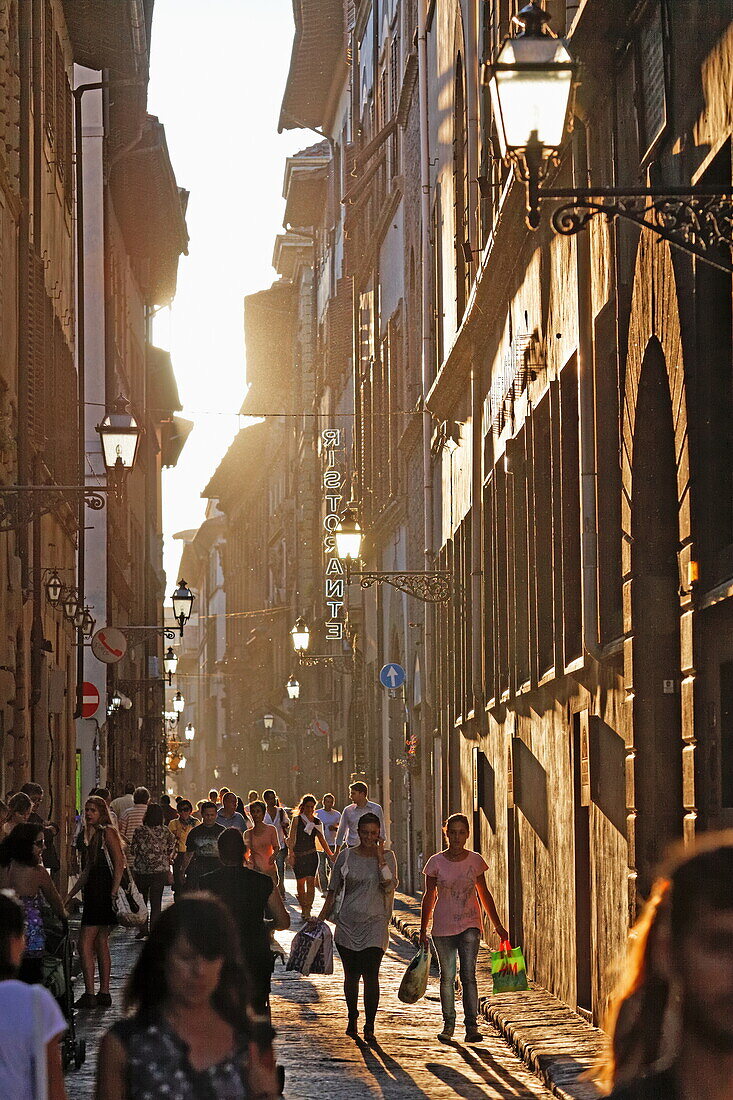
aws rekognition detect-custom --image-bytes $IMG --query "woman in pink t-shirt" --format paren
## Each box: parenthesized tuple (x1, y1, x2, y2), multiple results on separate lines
(419, 813, 508, 1043)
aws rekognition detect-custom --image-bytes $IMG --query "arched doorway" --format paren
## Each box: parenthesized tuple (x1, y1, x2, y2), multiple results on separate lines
(631, 337, 684, 892)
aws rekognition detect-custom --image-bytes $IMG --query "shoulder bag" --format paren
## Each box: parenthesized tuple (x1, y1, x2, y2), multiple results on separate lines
(103, 831, 147, 928)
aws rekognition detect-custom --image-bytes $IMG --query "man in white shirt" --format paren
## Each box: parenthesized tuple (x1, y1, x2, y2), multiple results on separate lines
(334, 781, 386, 848)
(119, 787, 150, 840)
(315, 793, 341, 892)
(109, 783, 135, 820)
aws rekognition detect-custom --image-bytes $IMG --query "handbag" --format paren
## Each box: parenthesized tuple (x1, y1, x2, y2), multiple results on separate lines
(491, 940, 529, 993)
(103, 834, 147, 928)
(398, 945, 430, 1003)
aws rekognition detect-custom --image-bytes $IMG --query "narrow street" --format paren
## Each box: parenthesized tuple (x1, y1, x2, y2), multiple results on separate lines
(66, 886, 552, 1099)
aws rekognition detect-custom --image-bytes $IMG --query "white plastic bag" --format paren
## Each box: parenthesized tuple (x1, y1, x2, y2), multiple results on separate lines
(398, 944, 430, 1003)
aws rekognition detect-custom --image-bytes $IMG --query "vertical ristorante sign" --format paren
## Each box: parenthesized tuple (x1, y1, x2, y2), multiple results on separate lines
(322, 428, 345, 641)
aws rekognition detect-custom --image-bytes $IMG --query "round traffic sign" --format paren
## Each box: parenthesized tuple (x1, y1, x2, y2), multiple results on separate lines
(379, 663, 406, 689)
(91, 627, 128, 665)
(81, 682, 100, 719)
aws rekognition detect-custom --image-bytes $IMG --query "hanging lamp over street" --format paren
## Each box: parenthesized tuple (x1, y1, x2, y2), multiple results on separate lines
(171, 579, 195, 636)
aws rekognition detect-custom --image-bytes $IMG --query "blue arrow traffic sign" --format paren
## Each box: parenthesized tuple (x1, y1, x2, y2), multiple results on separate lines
(379, 663, 406, 690)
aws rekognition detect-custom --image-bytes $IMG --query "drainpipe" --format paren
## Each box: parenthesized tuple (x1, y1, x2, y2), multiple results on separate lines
(574, 121, 601, 661)
(417, 0, 437, 808)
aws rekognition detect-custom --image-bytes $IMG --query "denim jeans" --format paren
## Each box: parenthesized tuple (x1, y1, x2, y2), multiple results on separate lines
(432, 926, 481, 1027)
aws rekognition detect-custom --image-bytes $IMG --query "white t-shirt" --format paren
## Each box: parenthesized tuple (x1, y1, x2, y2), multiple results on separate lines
(0, 980, 66, 1097)
(316, 808, 341, 842)
(264, 807, 290, 848)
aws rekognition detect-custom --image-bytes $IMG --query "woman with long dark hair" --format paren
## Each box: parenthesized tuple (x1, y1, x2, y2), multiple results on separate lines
(128, 802, 177, 938)
(286, 794, 334, 921)
(0, 823, 67, 983)
(0, 890, 67, 1099)
(95, 894, 280, 1100)
(420, 813, 508, 1043)
(311, 812, 397, 1043)
(65, 795, 125, 1008)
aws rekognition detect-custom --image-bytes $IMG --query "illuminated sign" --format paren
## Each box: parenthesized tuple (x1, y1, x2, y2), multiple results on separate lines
(322, 428, 345, 640)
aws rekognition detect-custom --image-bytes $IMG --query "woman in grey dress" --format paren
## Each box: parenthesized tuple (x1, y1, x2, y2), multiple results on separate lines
(310, 812, 397, 1043)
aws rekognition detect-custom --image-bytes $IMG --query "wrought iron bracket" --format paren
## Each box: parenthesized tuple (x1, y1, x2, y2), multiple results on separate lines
(298, 653, 354, 673)
(347, 568, 453, 603)
(539, 187, 733, 273)
(0, 484, 116, 532)
(123, 625, 178, 643)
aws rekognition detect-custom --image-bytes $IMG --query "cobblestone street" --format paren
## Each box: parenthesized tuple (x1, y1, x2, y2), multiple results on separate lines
(66, 886, 554, 1099)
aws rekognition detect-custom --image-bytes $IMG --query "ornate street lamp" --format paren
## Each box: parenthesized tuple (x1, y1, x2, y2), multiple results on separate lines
(163, 647, 178, 686)
(335, 508, 452, 603)
(334, 506, 363, 561)
(96, 395, 142, 493)
(263, 714, 274, 731)
(171, 579, 195, 637)
(484, 2, 733, 270)
(184, 723, 195, 741)
(110, 689, 122, 712)
(290, 617, 310, 653)
(286, 674, 300, 700)
(45, 570, 63, 605)
(63, 589, 80, 622)
(172, 690, 185, 714)
(81, 607, 96, 637)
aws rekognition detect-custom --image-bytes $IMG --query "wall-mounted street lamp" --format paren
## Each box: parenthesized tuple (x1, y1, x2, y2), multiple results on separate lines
(290, 617, 310, 653)
(171, 579, 195, 637)
(484, 2, 733, 271)
(290, 617, 355, 670)
(172, 690, 185, 714)
(263, 714, 274, 731)
(46, 571, 63, 605)
(0, 395, 142, 531)
(81, 607, 96, 638)
(163, 647, 178, 686)
(184, 723, 195, 741)
(334, 509, 452, 603)
(286, 674, 300, 700)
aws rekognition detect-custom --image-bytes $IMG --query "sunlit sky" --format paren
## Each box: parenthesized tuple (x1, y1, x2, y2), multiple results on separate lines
(147, 0, 308, 586)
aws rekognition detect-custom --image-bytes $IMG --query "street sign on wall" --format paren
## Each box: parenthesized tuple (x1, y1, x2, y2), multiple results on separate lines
(81, 682, 100, 719)
(91, 627, 127, 665)
(379, 663, 406, 690)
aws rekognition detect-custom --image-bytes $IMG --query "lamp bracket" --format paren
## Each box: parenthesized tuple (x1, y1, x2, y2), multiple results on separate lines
(348, 569, 453, 603)
(298, 653, 353, 673)
(122, 625, 178, 643)
(0, 484, 114, 531)
(540, 186, 733, 273)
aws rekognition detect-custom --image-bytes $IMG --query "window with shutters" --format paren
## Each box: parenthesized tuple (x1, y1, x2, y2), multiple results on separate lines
(389, 35, 400, 178)
(44, 1, 72, 205)
(483, 475, 496, 704)
(533, 395, 555, 677)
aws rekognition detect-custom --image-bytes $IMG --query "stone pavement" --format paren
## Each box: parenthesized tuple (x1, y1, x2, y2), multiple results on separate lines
(391, 894, 606, 1100)
(63, 883, 599, 1098)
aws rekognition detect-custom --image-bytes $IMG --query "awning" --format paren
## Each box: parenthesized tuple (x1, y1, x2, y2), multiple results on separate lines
(279, 0, 346, 132)
(161, 416, 193, 469)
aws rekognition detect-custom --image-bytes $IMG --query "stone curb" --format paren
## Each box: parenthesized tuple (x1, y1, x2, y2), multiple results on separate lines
(391, 892, 606, 1100)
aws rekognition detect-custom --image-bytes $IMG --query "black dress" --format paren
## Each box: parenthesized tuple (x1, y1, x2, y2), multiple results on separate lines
(201, 864, 275, 1014)
(81, 831, 116, 927)
(292, 816, 321, 879)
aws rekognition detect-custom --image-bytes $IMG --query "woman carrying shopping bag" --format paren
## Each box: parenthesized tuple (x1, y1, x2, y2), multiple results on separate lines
(419, 813, 508, 1043)
(309, 812, 397, 1043)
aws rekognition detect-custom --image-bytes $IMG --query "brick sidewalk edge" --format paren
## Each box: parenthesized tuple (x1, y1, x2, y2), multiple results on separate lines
(390, 893, 607, 1100)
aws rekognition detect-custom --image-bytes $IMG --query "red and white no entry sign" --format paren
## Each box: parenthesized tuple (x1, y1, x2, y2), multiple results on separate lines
(81, 682, 100, 719)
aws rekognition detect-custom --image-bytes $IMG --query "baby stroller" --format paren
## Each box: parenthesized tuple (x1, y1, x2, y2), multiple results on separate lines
(42, 915, 86, 1071)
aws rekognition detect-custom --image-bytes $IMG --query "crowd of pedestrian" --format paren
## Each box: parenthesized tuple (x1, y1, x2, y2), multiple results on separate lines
(0, 772, 731, 1099)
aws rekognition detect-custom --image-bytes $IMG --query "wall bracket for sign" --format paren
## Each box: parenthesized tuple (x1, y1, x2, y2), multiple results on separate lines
(346, 568, 453, 603)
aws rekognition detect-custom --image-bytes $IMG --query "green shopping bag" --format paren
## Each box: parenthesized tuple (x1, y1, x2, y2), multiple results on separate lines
(491, 940, 529, 994)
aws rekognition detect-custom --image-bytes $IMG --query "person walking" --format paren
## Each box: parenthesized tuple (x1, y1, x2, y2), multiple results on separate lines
(168, 799, 198, 894)
(263, 789, 290, 898)
(316, 793, 341, 893)
(202, 829, 290, 1017)
(110, 783, 135, 821)
(207, 788, 220, 806)
(419, 813, 509, 1043)
(287, 794, 334, 921)
(119, 787, 151, 842)
(311, 812, 397, 1043)
(128, 803, 178, 938)
(0, 823, 67, 982)
(91, 788, 119, 830)
(334, 782, 386, 848)
(95, 895, 281, 1100)
(216, 791, 248, 833)
(183, 802, 224, 890)
(244, 801, 279, 884)
(21, 781, 61, 881)
(598, 831, 733, 1099)
(65, 795, 125, 1008)
(159, 794, 178, 825)
(0, 891, 68, 1100)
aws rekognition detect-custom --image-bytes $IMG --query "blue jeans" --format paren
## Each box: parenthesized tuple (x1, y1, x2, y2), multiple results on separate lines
(432, 927, 480, 1027)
